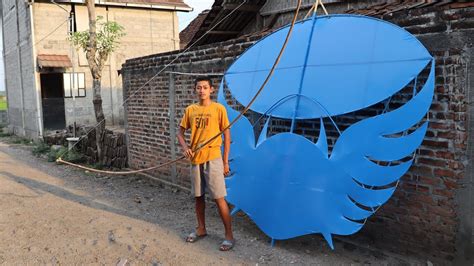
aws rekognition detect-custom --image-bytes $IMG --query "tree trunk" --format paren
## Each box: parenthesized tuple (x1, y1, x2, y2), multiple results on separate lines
(92, 78, 105, 163)
(85, 0, 106, 164)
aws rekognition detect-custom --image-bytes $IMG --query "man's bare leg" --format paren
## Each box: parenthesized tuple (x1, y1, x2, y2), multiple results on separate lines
(215, 197, 233, 241)
(195, 196, 207, 235)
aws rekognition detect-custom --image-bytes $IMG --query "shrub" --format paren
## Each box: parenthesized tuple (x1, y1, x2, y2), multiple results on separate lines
(32, 141, 51, 156)
(48, 147, 85, 163)
(10, 137, 32, 145)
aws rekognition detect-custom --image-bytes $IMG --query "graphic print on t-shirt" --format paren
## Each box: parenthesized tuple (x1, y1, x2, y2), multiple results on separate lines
(195, 114, 211, 129)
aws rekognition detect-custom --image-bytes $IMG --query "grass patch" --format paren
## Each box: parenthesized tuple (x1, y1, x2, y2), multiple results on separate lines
(0, 124, 10, 137)
(10, 136, 33, 145)
(0, 131, 33, 143)
(0, 130, 11, 137)
(0, 99, 6, 110)
(48, 146, 85, 163)
(88, 162, 104, 170)
(32, 141, 51, 156)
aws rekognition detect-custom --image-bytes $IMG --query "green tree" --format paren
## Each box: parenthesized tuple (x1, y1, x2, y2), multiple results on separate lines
(69, 0, 125, 163)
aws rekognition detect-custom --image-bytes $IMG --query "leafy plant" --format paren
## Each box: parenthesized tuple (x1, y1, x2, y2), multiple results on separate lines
(89, 162, 104, 170)
(10, 137, 32, 145)
(32, 141, 51, 156)
(68, 11, 126, 164)
(48, 147, 85, 163)
(68, 16, 125, 64)
(0, 132, 11, 137)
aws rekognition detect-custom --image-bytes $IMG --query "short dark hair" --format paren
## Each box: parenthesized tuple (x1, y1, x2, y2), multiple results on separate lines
(195, 76, 213, 87)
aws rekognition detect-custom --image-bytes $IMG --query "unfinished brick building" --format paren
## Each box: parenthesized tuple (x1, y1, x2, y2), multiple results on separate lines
(122, 0, 473, 263)
(1, 0, 190, 138)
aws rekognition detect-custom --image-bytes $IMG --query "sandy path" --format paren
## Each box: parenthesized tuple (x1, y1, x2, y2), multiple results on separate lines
(0, 144, 240, 265)
(0, 140, 423, 265)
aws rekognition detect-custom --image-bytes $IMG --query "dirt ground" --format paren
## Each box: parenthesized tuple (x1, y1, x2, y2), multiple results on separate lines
(0, 138, 425, 265)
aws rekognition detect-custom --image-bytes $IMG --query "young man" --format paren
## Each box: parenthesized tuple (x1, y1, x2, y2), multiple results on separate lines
(177, 77, 234, 251)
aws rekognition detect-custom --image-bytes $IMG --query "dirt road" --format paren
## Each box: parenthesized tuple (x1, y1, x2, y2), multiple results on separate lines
(0, 140, 419, 264)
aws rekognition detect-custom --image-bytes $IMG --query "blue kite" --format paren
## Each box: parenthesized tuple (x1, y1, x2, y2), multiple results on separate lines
(218, 14, 434, 249)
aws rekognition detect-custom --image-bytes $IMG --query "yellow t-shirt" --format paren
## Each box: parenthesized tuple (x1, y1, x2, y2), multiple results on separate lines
(180, 102, 230, 165)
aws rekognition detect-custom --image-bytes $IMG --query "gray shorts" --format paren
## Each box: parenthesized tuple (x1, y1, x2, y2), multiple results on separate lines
(190, 158, 227, 199)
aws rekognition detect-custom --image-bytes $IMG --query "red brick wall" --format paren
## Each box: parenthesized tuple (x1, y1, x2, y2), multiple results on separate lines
(122, 5, 473, 261)
(122, 38, 260, 188)
(353, 6, 472, 261)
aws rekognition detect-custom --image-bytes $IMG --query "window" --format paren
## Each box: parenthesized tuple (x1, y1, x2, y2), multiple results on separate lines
(63, 72, 86, 98)
(69, 4, 77, 33)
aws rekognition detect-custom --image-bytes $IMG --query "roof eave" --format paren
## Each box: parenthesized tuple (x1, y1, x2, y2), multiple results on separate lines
(99, 2, 192, 12)
(52, 0, 193, 12)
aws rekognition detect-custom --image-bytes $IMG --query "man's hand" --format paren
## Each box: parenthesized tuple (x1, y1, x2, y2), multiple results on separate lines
(223, 162, 230, 177)
(184, 148, 194, 160)
(177, 127, 193, 161)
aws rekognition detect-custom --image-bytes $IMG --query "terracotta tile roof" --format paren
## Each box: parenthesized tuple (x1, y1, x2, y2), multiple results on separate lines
(181, 0, 473, 48)
(180, 9, 210, 49)
(344, 0, 472, 17)
(183, 0, 267, 48)
(37, 54, 72, 68)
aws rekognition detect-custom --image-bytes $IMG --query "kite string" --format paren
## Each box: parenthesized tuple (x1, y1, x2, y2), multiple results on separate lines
(304, 0, 329, 19)
(57, 0, 304, 175)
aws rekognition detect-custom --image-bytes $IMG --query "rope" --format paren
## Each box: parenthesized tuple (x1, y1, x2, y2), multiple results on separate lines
(304, 0, 328, 19)
(34, 18, 69, 46)
(319, 0, 329, 16)
(57, 0, 304, 175)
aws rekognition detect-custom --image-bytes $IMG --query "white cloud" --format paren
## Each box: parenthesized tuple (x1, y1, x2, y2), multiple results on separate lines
(178, 0, 214, 31)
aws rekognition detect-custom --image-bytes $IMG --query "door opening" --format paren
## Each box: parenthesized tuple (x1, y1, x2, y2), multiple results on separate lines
(40, 73, 66, 130)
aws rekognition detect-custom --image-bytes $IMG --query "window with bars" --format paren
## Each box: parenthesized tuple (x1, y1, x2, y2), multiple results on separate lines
(63, 73, 86, 98)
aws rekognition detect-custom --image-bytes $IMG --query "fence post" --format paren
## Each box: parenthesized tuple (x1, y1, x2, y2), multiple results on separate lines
(169, 72, 177, 183)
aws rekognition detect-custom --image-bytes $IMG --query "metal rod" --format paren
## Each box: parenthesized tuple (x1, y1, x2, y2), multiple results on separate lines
(70, 11, 77, 138)
(291, 14, 318, 132)
(165, 71, 224, 76)
(168, 72, 177, 183)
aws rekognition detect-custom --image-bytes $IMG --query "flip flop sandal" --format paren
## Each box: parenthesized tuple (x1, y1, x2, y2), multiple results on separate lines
(219, 239, 235, 251)
(185, 232, 207, 243)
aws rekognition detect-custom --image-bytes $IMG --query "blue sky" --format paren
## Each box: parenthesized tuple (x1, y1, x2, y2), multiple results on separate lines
(178, 0, 214, 31)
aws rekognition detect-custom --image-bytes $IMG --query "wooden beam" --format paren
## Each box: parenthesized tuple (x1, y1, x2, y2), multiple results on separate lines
(208, 30, 240, 35)
(223, 3, 260, 12)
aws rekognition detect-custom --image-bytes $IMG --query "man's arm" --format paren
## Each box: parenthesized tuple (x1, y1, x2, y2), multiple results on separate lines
(177, 126, 194, 160)
(222, 128, 231, 176)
